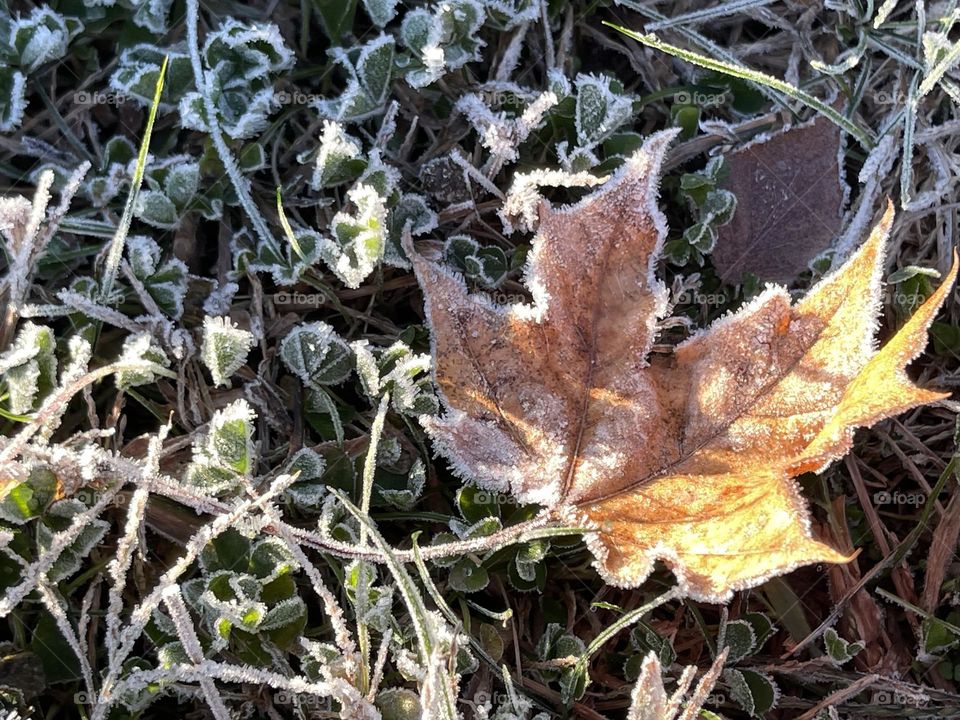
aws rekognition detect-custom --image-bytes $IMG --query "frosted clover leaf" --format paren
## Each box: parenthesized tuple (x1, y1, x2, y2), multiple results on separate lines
(357, 149, 401, 198)
(362, 0, 399, 27)
(399, 1, 485, 88)
(384, 194, 437, 269)
(379, 458, 426, 511)
(125, 235, 189, 318)
(316, 34, 395, 121)
(0, 321, 56, 415)
(445, 234, 509, 288)
(574, 73, 635, 150)
(352, 339, 437, 416)
(280, 323, 351, 443)
(185, 399, 257, 495)
(201, 316, 254, 387)
(280, 322, 353, 386)
(133, 157, 200, 229)
(83, 0, 175, 34)
(319, 183, 388, 289)
(10, 7, 83, 73)
(178, 18, 294, 140)
(128, 0, 175, 34)
(85, 137, 135, 207)
(667, 158, 737, 265)
(202, 18, 293, 82)
(130, 156, 200, 230)
(115, 334, 170, 389)
(180, 76, 276, 140)
(188, 538, 307, 641)
(283, 448, 328, 507)
(109, 44, 194, 110)
(309, 120, 365, 189)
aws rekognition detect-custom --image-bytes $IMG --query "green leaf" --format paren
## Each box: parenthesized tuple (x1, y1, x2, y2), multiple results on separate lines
(824, 628, 864, 664)
(186, 400, 256, 494)
(722, 619, 758, 664)
(725, 668, 778, 717)
(922, 615, 960, 656)
(280, 322, 353, 386)
(200, 527, 252, 572)
(31, 612, 81, 684)
(201, 316, 254, 387)
(312, 0, 358, 44)
(448, 557, 489, 593)
(0, 467, 58, 524)
(163, 162, 199, 208)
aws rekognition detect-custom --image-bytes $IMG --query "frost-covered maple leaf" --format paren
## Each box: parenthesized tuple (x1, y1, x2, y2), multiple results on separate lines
(408, 130, 957, 602)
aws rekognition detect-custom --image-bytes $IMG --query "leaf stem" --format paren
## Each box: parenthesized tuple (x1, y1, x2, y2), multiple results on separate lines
(564, 586, 683, 705)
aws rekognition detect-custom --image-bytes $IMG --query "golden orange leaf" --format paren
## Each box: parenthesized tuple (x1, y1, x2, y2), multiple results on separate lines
(408, 130, 957, 602)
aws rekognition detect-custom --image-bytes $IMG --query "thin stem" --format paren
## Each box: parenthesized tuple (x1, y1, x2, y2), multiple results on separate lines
(100, 56, 168, 303)
(356, 392, 389, 696)
(565, 586, 683, 705)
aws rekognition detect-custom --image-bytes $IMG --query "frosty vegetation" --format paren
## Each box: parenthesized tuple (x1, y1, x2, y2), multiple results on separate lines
(1, 0, 959, 718)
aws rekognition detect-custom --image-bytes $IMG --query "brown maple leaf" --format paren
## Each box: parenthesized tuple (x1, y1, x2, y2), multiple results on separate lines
(407, 130, 957, 602)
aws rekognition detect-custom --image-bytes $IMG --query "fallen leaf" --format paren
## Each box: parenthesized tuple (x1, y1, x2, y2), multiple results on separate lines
(711, 116, 846, 284)
(408, 130, 956, 602)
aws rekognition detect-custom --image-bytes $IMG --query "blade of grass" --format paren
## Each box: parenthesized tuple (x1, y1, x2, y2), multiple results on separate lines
(276, 186, 305, 260)
(356, 392, 389, 695)
(98, 55, 168, 303)
(335, 490, 460, 720)
(645, 0, 777, 31)
(563, 586, 682, 705)
(899, 75, 920, 209)
(613, 0, 795, 110)
(917, 24, 960, 97)
(604, 21, 877, 149)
